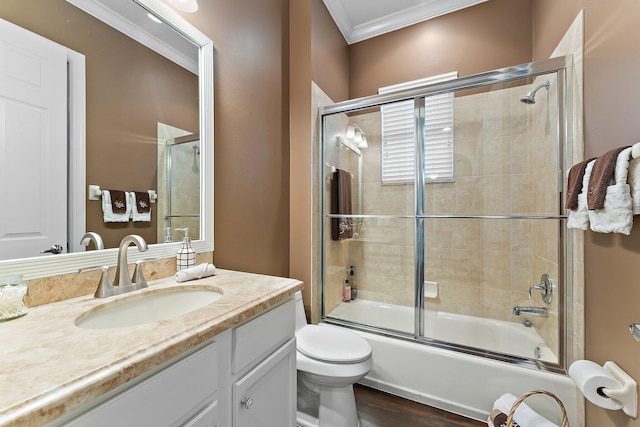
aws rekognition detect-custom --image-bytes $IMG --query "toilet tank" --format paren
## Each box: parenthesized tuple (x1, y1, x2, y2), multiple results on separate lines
(294, 291, 308, 330)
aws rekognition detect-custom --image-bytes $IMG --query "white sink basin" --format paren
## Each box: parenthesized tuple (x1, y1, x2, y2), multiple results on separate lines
(76, 288, 223, 329)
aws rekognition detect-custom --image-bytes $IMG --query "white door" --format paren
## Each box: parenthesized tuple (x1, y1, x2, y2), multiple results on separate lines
(0, 18, 67, 260)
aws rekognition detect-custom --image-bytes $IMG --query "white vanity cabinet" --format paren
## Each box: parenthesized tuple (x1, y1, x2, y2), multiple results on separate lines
(50, 296, 296, 427)
(229, 298, 296, 427)
(53, 341, 221, 427)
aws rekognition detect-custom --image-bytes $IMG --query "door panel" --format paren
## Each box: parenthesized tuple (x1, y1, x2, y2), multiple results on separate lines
(0, 18, 67, 259)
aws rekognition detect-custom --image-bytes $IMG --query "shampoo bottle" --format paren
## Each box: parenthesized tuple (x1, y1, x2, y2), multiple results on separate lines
(176, 228, 196, 271)
(343, 279, 351, 302)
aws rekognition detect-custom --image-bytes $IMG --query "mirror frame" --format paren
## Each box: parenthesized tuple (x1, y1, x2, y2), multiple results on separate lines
(0, 0, 214, 281)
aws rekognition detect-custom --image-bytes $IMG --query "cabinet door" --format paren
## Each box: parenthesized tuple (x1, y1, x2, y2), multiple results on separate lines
(232, 338, 296, 427)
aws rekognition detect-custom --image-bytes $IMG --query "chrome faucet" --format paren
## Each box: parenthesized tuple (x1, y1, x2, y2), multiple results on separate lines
(80, 235, 149, 298)
(513, 306, 548, 317)
(80, 232, 105, 250)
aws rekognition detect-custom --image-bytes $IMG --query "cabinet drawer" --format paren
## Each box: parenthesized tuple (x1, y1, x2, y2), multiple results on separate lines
(64, 342, 219, 427)
(182, 399, 219, 427)
(232, 298, 294, 374)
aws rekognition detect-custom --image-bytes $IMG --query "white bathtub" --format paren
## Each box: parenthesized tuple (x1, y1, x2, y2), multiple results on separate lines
(324, 299, 579, 425)
(328, 299, 557, 362)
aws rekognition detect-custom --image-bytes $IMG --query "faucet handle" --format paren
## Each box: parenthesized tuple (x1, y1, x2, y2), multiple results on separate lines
(79, 265, 115, 298)
(132, 258, 156, 290)
(528, 274, 553, 305)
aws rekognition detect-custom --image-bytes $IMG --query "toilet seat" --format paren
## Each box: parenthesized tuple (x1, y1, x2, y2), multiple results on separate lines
(296, 325, 372, 364)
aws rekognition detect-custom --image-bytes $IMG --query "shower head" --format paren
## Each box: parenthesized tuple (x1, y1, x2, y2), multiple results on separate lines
(520, 79, 550, 104)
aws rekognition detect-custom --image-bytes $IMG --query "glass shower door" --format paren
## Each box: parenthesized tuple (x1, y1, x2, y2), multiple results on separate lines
(321, 105, 416, 335)
(320, 56, 571, 369)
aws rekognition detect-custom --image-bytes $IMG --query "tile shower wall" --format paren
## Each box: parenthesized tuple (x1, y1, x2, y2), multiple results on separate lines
(338, 82, 560, 355)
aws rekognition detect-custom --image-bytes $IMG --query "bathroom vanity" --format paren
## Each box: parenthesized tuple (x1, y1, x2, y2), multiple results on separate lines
(0, 269, 302, 427)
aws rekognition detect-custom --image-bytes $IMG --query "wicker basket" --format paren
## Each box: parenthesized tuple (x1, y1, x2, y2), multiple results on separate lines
(487, 389, 570, 427)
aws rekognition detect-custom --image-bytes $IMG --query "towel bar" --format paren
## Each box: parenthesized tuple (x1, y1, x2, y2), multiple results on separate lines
(88, 185, 157, 203)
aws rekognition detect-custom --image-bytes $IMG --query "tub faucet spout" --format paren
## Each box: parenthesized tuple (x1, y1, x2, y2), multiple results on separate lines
(513, 306, 548, 317)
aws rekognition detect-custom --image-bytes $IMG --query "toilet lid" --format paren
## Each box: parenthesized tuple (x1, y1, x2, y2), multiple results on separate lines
(297, 325, 372, 364)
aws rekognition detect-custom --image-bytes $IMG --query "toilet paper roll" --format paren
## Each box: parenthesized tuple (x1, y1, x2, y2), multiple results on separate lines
(569, 360, 623, 410)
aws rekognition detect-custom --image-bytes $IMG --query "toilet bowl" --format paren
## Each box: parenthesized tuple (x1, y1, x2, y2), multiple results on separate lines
(294, 291, 372, 427)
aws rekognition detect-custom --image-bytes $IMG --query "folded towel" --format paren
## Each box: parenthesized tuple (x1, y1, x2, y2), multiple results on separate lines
(331, 169, 353, 241)
(628, 155, 640, 214)
(566, 158, 596, 209)
(175, 263, 216, 283)
(129, 191, 151, 222)
(101, 190, 131, 222)
(589, 147, 634, 234)
(587, 146, 631, 209)
(567, 160, 595, 230)
(489, 409, 520, 427)
(632, 141, 640, 160)
(492, 393, 557, 427)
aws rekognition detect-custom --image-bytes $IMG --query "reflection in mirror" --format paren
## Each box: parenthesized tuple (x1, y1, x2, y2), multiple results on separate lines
(156, 124, 200, 244)
(0, 0, 213, 280)
(0, 0, 201, 261)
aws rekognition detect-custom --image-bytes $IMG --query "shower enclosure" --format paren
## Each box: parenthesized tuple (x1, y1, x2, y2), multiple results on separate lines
(157, 132, 201, 243)
(320, 56, 574, 371)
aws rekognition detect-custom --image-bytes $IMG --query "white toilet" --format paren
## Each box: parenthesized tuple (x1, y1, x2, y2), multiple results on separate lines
(294, 291, 373, 427)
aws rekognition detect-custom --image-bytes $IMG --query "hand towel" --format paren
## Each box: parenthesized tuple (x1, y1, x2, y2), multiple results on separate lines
(628, 155, 640, 214)
(587, 146, 631, 209)
(129, 191, 151, 222)
(101, 190, 131, 223)
(589, 147, 633, 234)
(331, 169, 353, 241)
(566, 158, 596, 209)
(492, 393, 558, 427)
(632, 141, 640, 160)
(567, 160, 595, 230)
(175, 263, 216, 283)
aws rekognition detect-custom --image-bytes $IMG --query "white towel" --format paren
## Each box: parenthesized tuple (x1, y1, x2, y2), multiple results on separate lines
(128, 192, 151, 222)
(632, 141, 640, 160)
(589, 147, 633, 235)
(492, 393, 558, 427)
(175, 263, 216, 283)
(567, 160, 595, 230)
(101, 190, 131, 223)
(628, 146, 640, 214)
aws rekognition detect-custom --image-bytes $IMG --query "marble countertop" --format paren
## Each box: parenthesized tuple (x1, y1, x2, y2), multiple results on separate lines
(0, 269, 303, 427)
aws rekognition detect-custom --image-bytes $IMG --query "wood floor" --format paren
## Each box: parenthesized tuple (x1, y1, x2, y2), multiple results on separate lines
(354, 384, 486, 427)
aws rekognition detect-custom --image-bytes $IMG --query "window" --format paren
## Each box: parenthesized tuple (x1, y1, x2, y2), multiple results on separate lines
(380, 73, 456, 184)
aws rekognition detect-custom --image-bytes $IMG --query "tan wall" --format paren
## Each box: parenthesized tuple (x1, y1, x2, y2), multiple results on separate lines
(184, 0, 291, 277)
(348, 0, 533, 99)
(581, 2, 640, 426)
(0, 0, 199, 249)
(311, 0, 349, 103)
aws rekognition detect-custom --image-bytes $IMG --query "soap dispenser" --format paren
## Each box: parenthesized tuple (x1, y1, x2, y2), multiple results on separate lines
(176, 228, 196, 271)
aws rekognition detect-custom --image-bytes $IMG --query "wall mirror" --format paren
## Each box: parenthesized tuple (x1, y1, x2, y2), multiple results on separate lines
(0, 0, 213, 280)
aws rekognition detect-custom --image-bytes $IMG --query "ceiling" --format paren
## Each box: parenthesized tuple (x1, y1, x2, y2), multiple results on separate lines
(322, 0, 489, 44)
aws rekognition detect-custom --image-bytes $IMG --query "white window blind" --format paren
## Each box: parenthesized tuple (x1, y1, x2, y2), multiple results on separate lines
(380, 72, 456, 184)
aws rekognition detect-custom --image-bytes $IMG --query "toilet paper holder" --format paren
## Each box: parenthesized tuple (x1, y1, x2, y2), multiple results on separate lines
(602, 361, 637, 418)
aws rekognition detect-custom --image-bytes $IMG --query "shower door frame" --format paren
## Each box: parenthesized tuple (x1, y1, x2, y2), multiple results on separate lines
(318, 55, 574, 373)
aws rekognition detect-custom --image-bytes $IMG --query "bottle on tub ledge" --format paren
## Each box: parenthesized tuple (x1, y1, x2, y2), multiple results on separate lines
(343, 279, 351, 302)
(348, 265, 357, 300)
(176, 228, 196, 271)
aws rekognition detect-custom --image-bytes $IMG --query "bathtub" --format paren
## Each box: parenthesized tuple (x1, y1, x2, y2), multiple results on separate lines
(324, 299, 579, 425)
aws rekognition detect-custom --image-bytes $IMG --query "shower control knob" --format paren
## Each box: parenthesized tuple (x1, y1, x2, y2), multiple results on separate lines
(241, 397, 253, 409)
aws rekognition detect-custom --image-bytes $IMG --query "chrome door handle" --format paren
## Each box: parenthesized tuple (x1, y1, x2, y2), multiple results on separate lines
(241, 397, 253, 409)
(41, 244, 64, 254)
